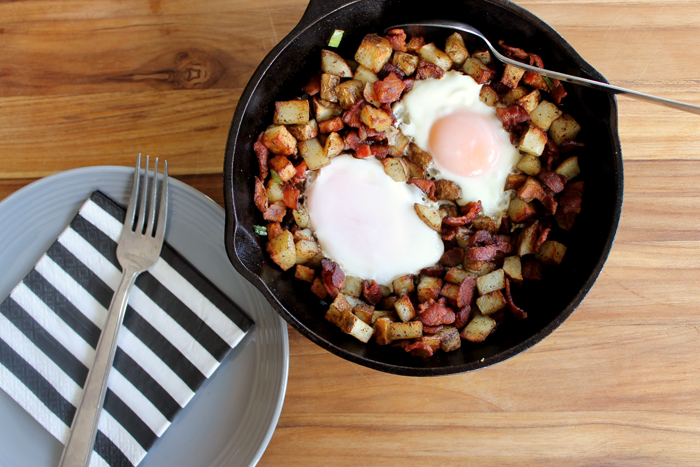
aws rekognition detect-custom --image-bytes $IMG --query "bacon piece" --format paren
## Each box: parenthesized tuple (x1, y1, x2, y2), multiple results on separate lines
(402, 78, 415, 93)
(254, 132, 270, 180)
(355, 144, 372, 159)
(254, 176, 268, 213)
(282, 183, 300, 210)
(301, 74, 321, 96)
(498, 41, 529, 62)
(262, 200, 286, 222)
(406, 36, 425, 53)
(504, 278, 527, 320)
(321, 259, 346, 298)
(440, 248, 464, 267)
(378, 63, 406, 80)
(371, 144, 390, 159)
(466, 243, 512, 262)
(551, 80, 568, 105)
(362, 279, 383, 305)
(405, 341, 434, 357)
(374, 72, 406, 103)
(522, 258, 542, 281)
(469, 229, 494, 247)
(441, 225, 456, 241)
(386, 28, 407, 52)
(496, 105, 530, 132)
(457, 276, 476, 309)
(344, 129, 368, 151)
(409, 178, 437, 201)
(419, 298, 456, 326)
(539, 170, 567, 193)
(535, 226, 551, 253)
(540, 191, 558, 215)
(558, 181, 584, 214)
(416, 61, 445, 80)
(423, 325, 444, 334)
(318, 116, 344, 133)
(443, 201, 482, 226)
(454, 306, 471, 330)
(420, 264, 445, 277)
(342, 99, 365, 128)
(542, 139, 559, 171)
(291, 160, 307, 184)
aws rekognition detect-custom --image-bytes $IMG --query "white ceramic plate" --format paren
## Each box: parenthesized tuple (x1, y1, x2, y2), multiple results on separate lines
(0, 166, 288, 467)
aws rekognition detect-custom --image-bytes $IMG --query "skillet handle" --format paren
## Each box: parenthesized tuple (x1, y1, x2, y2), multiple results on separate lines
(295, 0, 361, 31)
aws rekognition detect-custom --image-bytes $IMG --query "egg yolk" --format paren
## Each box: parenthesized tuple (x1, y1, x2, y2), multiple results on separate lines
(428, 109, 501, 177)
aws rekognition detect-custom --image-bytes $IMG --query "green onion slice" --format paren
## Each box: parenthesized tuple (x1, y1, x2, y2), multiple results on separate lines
(253, 225, 268, 236)
(328, 29, 344, 48)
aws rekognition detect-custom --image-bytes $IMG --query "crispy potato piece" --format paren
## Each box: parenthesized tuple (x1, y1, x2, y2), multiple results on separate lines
(274, 100, 310, 125)
(342, 276, 363, 298)
(517, 89, 541, 114)
(295, 238, 321, 265)
(536, 240, 567, 265)
(293, 227, 314, 242)
(362, 81, 382, 108)
(508, 198, 538, 223)
(324, 131, 345, 158)
(414, 203, 443, 231)
(298, 137, 330, 170)
(476, 290, 507, 315)
(479, 85, 500, 107)
(463, 260, 497, 277)
(353, 64, 379, 85)
(266, 230, 296, 271)
(382, 157, 410, 182)
(389, 321, 423, 340)
(371, 310, 393, 325)
(530, 100, 563, 131)
(312, 96, 343, 122)
(505, 173, 528, 191)
(311, 276, 328, 299)
(503, 256, 523, 281)
(517, 126, 548, 156)
(462, 57, 493, 84)
(406, 143, 433, 169)
(360, 105, 393, 131)
(556, 156, 581, 181)
(440, 282, 459, 305)
(517, 177, 544, 202)
(321, 49, 353, 78)
(269, 155, 296, 182)
(374, 317, 393, 345)
(499, 86, 529, 107)
(392, 274, 415, 296)
(472, 48, 492, 65)
(263, 125, 297, 156)
(387, 128, 410, 157)
(265, 177, 284, 203)
(549, 114, 581, 145)
(515, 222, 539, 256)
(288, 119, 319, 141)
(353, 303, 375, 325)
(295, 264, 315, 283)
(444, 267, 470, 285)
(476, 268, 506, 295)
(471, 215, 500, 233)
(419, 42, 453, 71)
(334, 301, 375, 343)
(320, 73, 340, 103)
(335, 79, 364, 109)
(501, 64, 526, 88)
(392, 51, 420, 76)
(445, 33, 469, 66)
(417, 275, 443, 303)
(437, 325, 461, 352)
(516, 153, 542, 176)
(293, 204, 309, 228)
(434, 179, 462, 201)
(460, 310, 496, 342)
(394, 295, 417, 322)
(355, 34, 393, 73)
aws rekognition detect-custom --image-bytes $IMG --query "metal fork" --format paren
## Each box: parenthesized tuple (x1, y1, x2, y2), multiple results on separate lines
(59, 154, 169, 467)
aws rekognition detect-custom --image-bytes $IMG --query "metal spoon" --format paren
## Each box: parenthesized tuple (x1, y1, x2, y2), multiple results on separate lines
(388, 20, 700, 115)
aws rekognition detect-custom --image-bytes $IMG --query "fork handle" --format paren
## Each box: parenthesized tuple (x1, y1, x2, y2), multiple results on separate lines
(59, 265, 140, 467)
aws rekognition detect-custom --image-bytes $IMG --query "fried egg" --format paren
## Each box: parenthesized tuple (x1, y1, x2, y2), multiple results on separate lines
(305, 154, 444, 286)
(393, 71, 520, 217)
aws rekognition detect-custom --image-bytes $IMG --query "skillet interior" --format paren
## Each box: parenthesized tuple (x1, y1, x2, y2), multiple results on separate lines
(224, 0, 623, 376)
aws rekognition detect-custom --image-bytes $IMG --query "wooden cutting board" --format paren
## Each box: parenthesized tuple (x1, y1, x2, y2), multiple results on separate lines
(2, 0, 700, 465)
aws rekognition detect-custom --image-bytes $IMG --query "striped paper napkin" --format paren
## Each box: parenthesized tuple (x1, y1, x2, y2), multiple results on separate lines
(0, 191, 254, 467)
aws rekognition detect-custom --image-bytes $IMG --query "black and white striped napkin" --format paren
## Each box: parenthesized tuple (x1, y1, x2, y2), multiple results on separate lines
(0, 191, 253, 467)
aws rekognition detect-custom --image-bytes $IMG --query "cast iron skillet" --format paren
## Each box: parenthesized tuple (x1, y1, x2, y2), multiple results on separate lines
(223, 0, 624, 376)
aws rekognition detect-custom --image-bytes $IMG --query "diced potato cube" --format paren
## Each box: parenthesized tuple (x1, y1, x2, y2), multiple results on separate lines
(292, 227, 314, 242)
(476, 290, 507, 315)
(298, 137, 330, 170)
(394, 295, 417, 322)
(445, 267, 470, 285)
(266, 178, 284, 203)
(440, 282, 460, 305)
(418, 42, 453, 71)
(321, 49, 353, 78)
(530, 100, 563, 131)
(274, 100, 310, 125)
(499, 86, 529, 107)
(371, 310, 392, 325)
(435, 179, 462, 201)
(517, 177, 544, 202)
(269, 155, 296, 182)
(505, 173, 528, 191)
(549, 114, 581, 145)
(353, 65, 379, 85)
(406, 143, 433, 169)
(556, 156, 581, 181)
(503, 256, 523, 281)
(508, 198, 538, 223)
(501, 64, 525, 88)
(312, 97, 342, 122)
(311, 277, 327, 299)
(460, 311, 496, 342)
(463, 260, 497, 277)
(389, 321, 423, 340)
(354, 33, 393, 73)
(334, 79, 364, 109)
(382, 157, 410, 182)
(374, 317, 393, 345)
(363, 81, 382, 108)
(515, 222, 539, 257)
(516, 153, 542, 176)
(387, 128, 410, 157)
(472, 48, 492, 65)
(462, 57, 493, 83)
(293, 204, 309, 228)
(479, 85, 500, 107)
(295, 239, 320, 264)
(266, 230, 296, 271)
(414, 203, 443, 232)
(536, 240, 567, 265)
(288, 119, 318, 141)
(326, 293, 374, 343)
(262, 125, 297, 156)
(342, 276, 363, 298)
(360, 105, 393, 131)
(324, 131, 345, 158)
(418, 335, 442, 353)
(517, 89, 541, 114)
(392, 51, 420, 76)
(437, 325, 461, 352)
(445, 32, 469, 66)
(353, 303, 375, 325)
(295, 264, 315, 282)
(417, 275, 443, 303)
(320, 73, 340, 103)
(471, 215, 500, 233)
(476, 268, 506, 296)
(392, 274, 415, 296)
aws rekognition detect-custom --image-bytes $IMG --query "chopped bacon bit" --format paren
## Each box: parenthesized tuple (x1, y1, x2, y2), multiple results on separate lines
(535, 226, 551, 253)
(518, 181, 546, 202)
(454, 306, 471, 330)
(282, 183, 300, 210)
(318, 116, 345, 133)
(558, 181, 584, 214)
(374, 72, 406, 103)
(402, 78, 415, 93)
(321, 259, 346, 298)
(406, 36, 425, 53)
(466, 243, 512, 262)
(498, 41, 529, 62)
(440, 248, 464, 267)
(539, 170, 567, 193)
(355, 144, 372, 159)
(469, 229, 494, 247)
(499, 216, 512, 235)
(441, 225, 456, 241)
(405, 341, 434, 357)
(408, 178, 437, 201)
(362, 279, 383, 305)
(423, 325, 444, 334)
(416, 61, 445, 80)
(551, 80, 568, 105)
(496, 105, 530, 131)
(522, 258, 542, 281)
(342, 99, 365, 128)
(371, 144, 390, 159)
(392, 340, 412, 350)
(529, 53, 544, 68)
(344, 129, 368, 151)
(266, 222, 283, 239)
(443, 201, 482, 226)
(379, 63, 406, 80)
(254, 132, 270, 180)
(542, 139, 560, 170)
(386, 28, 408, 52)
(419, 298, 456, 326)
(301, 74, 321, 96)
(254, 176, 268, 213)
(262, 200, 286, 222)
(540, 191, 558, 215)
(504, 278, 527, 319)
(420, 264, 445, 277)
(292, 160, 307, 184)
(457, 276, 476, 309)
(523, 72, 549, 91)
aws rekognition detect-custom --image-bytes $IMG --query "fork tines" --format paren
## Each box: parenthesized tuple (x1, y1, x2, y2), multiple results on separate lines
(127, 153, 168, 239)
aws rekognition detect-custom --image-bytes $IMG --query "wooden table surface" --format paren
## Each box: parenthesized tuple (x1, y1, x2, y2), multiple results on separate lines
(3, 0, 700, 465)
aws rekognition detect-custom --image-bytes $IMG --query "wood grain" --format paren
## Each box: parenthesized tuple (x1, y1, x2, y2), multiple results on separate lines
(3, 0, 700, 465)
